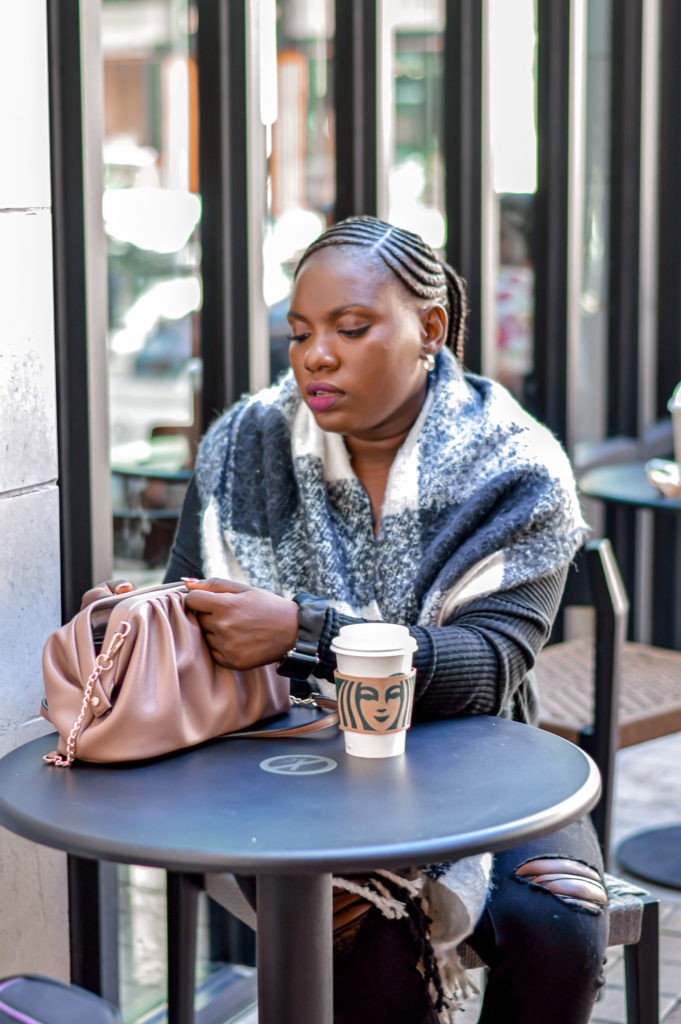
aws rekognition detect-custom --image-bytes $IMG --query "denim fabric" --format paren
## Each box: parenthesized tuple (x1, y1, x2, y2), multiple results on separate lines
(468, 817, 608, 1024)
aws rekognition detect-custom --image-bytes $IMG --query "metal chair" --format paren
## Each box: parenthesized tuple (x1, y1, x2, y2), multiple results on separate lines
(458, 874, 660, 1024)
(536, 537, 681, 865)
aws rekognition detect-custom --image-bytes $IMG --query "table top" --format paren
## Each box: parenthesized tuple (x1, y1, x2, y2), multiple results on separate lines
(111, 437, 193, 482)
(0, 717, 600, 876)
(579, 460, 681, 512)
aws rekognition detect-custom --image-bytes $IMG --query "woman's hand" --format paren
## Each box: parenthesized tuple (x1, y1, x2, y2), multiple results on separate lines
(183, 578, 298, 670)
(79, 579, 135, 610)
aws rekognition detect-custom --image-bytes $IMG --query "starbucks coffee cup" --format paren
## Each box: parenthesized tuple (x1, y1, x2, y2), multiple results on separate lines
(668, 382, 681, 466)
(330, 623, 418, 758)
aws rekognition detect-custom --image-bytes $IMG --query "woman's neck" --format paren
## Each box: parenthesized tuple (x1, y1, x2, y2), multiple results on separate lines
(344, 427, 410, 470)
(344, 429, 411, 534)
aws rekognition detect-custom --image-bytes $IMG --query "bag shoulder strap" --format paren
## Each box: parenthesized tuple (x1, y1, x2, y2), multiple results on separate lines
(228, 695, 339, 739)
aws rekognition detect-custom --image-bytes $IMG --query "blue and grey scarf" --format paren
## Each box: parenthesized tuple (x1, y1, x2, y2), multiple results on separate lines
(195, 348, 586, 624)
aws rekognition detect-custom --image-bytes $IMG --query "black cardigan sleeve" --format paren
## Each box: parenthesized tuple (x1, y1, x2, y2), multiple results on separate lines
(164, 475, 203, 583)
(315, 567, 567, 721)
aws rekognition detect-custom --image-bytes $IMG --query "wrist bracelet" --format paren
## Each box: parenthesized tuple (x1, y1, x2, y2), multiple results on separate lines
(275, 593, 327, 679)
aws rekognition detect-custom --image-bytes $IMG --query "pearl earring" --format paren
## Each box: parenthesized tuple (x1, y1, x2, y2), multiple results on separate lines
(421, 353, 436, 372)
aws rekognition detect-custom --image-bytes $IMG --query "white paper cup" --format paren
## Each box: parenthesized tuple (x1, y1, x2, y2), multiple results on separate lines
(668, 382, 681, 466)
(330, 624, 417, 758)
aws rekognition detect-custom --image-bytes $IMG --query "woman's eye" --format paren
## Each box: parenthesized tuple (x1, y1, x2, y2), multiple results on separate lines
(287, 332, 310, 343)
(339, 325, 370, 338)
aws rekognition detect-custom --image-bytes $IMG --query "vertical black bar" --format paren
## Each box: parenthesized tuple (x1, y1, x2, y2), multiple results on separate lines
(654, 2, 681, 651)
(208, 900, 256, 966)
(166, 872, 203, 1024)
(623, 896, 660, 1024)
(606, 0, 641, 643)
(444, 0, 483, 374)
(49, 5, 120, 1004)
(196, 0, 250, 429)
(532, 0, 570, 444)
(334, 0, 378, 219)
(607, 0, 642, 437)
(46, 0, 94, 622)
(256, 874, 333, 1024)
(67, 856, 120, 1002)
(656, 0, 681, 417)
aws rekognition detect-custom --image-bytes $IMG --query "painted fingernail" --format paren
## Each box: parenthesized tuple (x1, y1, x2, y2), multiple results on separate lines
(181, 576, 199, 583)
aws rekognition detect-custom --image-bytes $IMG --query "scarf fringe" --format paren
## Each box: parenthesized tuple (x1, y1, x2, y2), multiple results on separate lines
(331, 875, 409, 921)
(333, 869, 482, 1021)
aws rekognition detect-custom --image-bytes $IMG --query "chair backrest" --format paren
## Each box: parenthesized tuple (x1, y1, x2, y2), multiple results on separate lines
(543, 538, 629, 862)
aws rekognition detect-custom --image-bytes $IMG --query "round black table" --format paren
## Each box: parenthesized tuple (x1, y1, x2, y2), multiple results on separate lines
(579, 459, 681, 891)
(580, 460, 681, 512)
(0, 717, 600, 1024)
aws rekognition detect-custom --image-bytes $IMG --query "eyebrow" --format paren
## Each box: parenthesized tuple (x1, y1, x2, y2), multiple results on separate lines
(287, 303, 371, 322)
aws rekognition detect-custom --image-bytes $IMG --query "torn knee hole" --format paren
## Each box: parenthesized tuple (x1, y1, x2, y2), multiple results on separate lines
(514, 857, 608, 910)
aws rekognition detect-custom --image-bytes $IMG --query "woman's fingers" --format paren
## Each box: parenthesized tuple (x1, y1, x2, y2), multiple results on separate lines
(111, 579, 135, 594)
(79, 578, 135, 609)
(182, 577, 252, 594)
(184, 584, 299, 669)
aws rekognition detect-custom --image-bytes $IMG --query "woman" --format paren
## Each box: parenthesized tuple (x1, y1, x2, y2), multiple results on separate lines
(151, 215, 608, 1022)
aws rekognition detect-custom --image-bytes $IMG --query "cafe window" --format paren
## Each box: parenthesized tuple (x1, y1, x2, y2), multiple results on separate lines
(381, 0, 446, 250)
(573, 0, 611, 457)
(102, 0, 200, 583)
(486, 0, 537, 403)
(262, 0, 335, 384)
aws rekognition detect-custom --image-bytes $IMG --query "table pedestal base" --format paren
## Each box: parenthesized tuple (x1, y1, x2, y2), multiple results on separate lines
(617, 825, 681, 890)
(257, 872, 333, 1024)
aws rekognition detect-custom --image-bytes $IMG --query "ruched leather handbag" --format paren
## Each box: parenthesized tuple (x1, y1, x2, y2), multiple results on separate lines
(41, 582, 336, 767)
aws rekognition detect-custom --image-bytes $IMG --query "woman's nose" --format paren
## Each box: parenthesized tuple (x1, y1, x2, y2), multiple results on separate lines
(304, 333, 339, 371)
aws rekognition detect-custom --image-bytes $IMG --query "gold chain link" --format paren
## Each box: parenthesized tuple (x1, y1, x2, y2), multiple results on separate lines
(44, 621, 132, 768)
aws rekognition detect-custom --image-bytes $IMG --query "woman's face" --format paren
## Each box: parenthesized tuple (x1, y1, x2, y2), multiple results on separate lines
(287, 247, 445, 444)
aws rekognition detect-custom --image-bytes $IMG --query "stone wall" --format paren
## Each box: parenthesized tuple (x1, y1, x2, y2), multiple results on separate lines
(0, 0, 69, 980)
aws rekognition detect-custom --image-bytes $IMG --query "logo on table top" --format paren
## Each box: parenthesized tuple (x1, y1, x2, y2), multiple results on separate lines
(259, 754, 337, 775)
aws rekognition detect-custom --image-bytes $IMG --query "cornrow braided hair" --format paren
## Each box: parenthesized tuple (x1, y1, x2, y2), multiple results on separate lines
(295, 214, 468, 365)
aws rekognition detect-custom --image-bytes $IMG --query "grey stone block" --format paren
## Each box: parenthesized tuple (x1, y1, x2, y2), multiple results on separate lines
(0, 210, 58, 493)
(0, 486, 61, 731)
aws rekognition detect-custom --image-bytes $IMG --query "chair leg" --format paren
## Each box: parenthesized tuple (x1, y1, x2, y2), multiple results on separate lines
(623, 895, 659, 1024)
(166, 871, 203, 1024)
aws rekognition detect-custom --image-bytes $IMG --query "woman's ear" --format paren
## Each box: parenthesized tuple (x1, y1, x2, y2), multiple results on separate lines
(420, 304, 448, 356)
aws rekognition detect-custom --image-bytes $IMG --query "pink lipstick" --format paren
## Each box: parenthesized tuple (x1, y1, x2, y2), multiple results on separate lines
(306, 382, 343, 413)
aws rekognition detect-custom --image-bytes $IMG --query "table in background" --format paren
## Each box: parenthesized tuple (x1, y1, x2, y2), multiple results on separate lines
(579, 460, 681, 891)
(0, 717, 600, 1024)
(579, 460, 681, 647)
(111, 437, 192, 569)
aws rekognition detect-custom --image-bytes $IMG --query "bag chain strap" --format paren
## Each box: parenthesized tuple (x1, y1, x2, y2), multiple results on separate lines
(44, 621, 132, 768)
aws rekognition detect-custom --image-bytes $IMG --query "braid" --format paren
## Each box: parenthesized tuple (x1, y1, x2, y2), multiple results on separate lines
(295, 215, 467, 364)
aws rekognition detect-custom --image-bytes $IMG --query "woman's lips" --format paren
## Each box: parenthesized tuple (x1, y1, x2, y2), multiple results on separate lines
(306, 383, 343, 413)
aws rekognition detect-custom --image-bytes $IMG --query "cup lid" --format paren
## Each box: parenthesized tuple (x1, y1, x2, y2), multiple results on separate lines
(330, 622, 418, 655)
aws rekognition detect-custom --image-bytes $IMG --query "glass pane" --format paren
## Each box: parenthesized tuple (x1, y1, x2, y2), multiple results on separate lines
(488, 0, 537, 402)
(103, 0, 199, 584)
(574, 0, 611, 459)
(384, 0, 446, 250)
(264, 0, 336, 383)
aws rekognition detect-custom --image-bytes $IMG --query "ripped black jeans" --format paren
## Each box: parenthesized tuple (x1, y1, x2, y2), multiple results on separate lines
(334, 817, 608, 1024)
(467, 816, 608, 1023)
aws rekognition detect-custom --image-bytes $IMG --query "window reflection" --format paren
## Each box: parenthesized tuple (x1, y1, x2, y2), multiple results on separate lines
(102, 0, 199, 578)
(264, 0, 335, 383)
(488, 0, 537, 402)
(384, 0, 446, 250)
